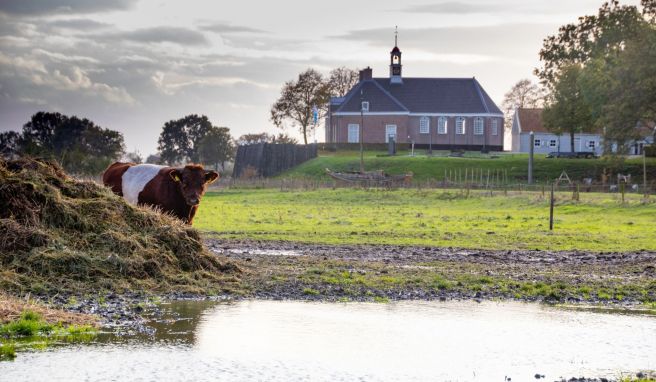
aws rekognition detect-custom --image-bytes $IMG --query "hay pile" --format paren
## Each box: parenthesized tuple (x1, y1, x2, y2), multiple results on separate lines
(0, 158, 239, 295)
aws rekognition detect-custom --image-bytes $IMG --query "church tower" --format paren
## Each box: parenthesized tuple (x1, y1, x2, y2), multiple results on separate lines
(390, 27, 402, 84)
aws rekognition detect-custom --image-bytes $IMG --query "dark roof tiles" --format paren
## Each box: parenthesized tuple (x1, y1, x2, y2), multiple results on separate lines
(335, 77, 502, 115)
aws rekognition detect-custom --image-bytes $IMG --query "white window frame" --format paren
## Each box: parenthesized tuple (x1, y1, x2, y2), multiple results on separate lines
(549, 139, 557, 148)
(347, 124, 359, 143)
(491, 119, 499, 136)
(455, 117, 466, 135)
(587, 140, 596, 150)
(437, 117, 447, 134)
(361, 101, 369, 112)
(534, 139, 542, 147)
(473, 117, 484, 135)
(419, 117, 430, 134)
(385, 124, 397, 143)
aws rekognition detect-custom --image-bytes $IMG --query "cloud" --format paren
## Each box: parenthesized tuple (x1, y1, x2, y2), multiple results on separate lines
(108, 26, 208, 45)
(200, 22, 265, 34)
(0, 0, 135, 15)
(0, 52, 135, 104)
(331, 24, 556, 58)
(400, 1, 501, 14)
(47, 18, 112, 30)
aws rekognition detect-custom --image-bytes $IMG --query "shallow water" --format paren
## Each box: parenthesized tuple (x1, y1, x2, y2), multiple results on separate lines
(1, 300, 655, 382)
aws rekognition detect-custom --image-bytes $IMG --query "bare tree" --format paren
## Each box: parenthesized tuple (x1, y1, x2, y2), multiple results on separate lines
(501, 79, 545, 130)
(328, 67, 359, 97)
(270, 68, 331, 145)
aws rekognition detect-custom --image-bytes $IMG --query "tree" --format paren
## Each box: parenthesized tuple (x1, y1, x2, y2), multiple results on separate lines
(273, 133, 298, 144)
(145, 154, 161, 164)
(542, 65, 594, 153)
(328, 67, 359, 97)
(0, 131, 20, 158)
(501, 79, 545, 130)
(157, 114, 213, 165)
(237, 132, 299, 145)
(535, 0, 649, 88)
(579, 21, 656, 150)
(198, 126, 234, 171)
(237, 132, 274, 145)
(18, 112, 125, 174)
(270, 68, 331, 145)
(124, 151, 143, 164)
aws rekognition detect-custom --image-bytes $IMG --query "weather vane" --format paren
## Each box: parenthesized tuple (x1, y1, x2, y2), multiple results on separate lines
(395, 26, 398, 46)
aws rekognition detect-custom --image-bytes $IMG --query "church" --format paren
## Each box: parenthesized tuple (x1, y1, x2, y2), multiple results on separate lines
(325, 38, 504, 151)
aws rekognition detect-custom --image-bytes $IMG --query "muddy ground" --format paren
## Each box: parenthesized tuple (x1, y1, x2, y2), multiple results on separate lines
(207, 239, 656, 306)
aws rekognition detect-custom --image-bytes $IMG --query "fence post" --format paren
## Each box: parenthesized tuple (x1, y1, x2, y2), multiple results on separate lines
(549, 182, 555, 231)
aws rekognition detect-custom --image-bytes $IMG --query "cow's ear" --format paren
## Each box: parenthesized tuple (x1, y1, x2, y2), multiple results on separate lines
(169, 169, 182, 183)
(205, 170, 219, 184)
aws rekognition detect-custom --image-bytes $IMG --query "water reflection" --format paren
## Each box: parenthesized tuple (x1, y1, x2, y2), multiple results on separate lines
(1, 300, 655, 382)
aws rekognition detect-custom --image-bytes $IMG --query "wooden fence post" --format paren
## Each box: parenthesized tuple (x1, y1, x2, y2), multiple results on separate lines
(549, 182, 555, 231)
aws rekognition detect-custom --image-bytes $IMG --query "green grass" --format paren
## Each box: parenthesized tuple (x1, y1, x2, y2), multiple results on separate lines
(195, 188, 656, 251)
(280, 150, 656, 182)
(0, 310, 96, 361)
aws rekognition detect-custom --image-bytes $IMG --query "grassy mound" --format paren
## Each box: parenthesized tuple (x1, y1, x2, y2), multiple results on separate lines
(0, 158, 240, 295)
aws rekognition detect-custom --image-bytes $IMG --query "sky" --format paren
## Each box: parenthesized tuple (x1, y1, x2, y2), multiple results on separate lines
(0, 0, 643, 156)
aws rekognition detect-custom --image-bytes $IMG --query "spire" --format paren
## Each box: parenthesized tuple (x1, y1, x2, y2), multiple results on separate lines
(394, 25, 398, 47)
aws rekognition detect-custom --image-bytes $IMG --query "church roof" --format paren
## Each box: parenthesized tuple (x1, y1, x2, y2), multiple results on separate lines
(334, 77, 502, 115)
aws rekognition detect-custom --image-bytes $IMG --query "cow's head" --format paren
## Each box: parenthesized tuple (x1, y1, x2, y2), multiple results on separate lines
(169, 165, 219, 206)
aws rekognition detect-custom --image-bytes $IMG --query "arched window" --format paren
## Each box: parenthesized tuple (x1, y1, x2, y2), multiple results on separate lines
(437, 117, 447, 134)
(419, 117, 430, 134)
(474, 117, 484, 135)
(456, 117, 466, 135)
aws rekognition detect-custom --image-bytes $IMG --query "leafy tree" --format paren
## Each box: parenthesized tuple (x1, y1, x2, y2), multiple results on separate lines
(157, 114, 213, 165)
(0, 131, 20, 158)
(535, 0, 649, 88)
(273, 133, 298, 144)
(18, 112, 125, 174)
(270, 68, 331, 145)
(237, 132, 298, 145)
(124, 151, 143, 164)
(198, 126, 234, 171)
(237, 132, 274, 145)
(542, 65, 594, 153)
(328, 67, 359, 97)
(501, 79, 545, 130)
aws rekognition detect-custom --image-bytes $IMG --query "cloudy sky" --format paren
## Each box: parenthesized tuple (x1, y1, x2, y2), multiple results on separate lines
(0, 0, 642, 155)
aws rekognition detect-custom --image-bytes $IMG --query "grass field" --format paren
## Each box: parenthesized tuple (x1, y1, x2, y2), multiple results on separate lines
(279, 150, 656, 183)
(195, 188, 656, 252)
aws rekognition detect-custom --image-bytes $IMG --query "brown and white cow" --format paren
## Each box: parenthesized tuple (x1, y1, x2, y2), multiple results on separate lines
(102, 162, 219, 225)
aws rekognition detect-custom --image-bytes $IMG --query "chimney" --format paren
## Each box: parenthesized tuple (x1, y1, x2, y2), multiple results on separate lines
(359, 67, 373, 81)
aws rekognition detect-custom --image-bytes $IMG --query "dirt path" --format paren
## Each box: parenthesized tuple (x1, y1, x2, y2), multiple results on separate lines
(206, 239, 656, 305)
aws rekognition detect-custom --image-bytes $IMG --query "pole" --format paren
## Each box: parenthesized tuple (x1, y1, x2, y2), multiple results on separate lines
(549, 182, 554, 231)
(360, 101, 364, 174)
(528, 131, 534, 185)
(644, 148, 648, 200)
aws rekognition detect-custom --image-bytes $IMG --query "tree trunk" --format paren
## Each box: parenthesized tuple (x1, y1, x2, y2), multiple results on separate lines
(302, 125, 308, 145)
(570, 131, 575, 153)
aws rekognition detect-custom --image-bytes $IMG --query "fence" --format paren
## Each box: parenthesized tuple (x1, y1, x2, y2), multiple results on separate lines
(233, 143, 318, 178)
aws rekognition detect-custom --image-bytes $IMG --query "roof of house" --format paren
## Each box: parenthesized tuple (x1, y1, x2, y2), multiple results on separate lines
(334, 77, 502, 115)
(515, 108, 548, 133)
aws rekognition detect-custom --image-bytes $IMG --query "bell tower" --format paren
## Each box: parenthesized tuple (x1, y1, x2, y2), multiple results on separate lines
(390, 26, 402, 84)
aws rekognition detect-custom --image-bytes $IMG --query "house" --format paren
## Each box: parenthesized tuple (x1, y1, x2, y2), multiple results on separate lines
(325, 38, 504, 151)
(510, 108, 603, 155)
(511, 108, 655, 155)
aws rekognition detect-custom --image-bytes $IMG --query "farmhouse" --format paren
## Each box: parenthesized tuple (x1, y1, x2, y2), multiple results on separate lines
(510, 108, 603, 155)
(325, 39, 504, 151)
(510, 108, 655, 155)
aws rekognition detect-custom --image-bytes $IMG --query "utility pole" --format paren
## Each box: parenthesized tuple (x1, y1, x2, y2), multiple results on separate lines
(528, 131, 534, 185)
(360, 94, 365, 174)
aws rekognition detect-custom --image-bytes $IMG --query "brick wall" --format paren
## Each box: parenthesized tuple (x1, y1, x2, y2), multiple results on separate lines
(328, 114, 504, 150)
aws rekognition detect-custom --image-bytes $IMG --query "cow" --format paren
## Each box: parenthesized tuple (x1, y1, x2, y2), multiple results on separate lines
(102, 162, 219, 225)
